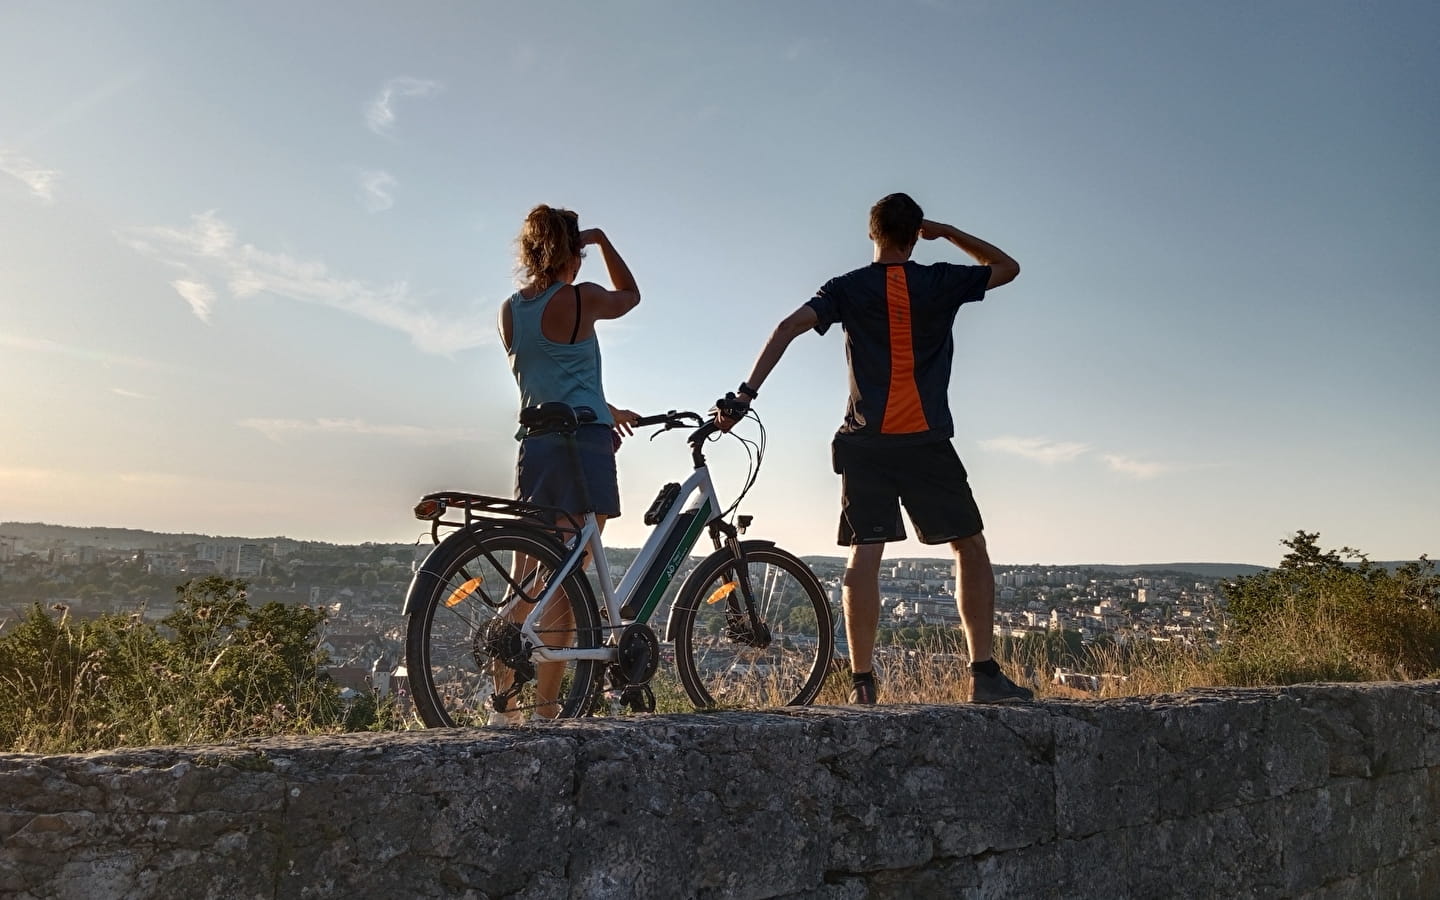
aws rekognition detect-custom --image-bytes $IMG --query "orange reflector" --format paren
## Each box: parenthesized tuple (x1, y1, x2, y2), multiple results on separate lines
(414, 499, 446, 520)
(444, 577, 483, 608)
(706, 581, 737, 604)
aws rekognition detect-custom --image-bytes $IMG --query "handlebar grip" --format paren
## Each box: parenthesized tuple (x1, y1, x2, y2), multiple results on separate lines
(634, 410, 704, 428)
(714, 393, 750, 421)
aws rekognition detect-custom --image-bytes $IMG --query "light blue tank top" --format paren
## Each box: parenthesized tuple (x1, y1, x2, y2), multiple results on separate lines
(506, 283, 613, 439)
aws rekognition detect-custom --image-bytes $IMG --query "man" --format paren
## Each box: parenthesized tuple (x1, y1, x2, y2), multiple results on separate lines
(717, 192, 1032, 705)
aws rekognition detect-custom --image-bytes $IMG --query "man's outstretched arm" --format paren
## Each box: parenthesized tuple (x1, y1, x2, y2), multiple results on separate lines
(919, 220, 1020, 288)
(716, 304, 818, 429)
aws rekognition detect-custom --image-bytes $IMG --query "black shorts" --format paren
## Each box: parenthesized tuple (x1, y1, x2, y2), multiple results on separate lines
(832, 437, 983, 546)
(515, 424, 621, 519)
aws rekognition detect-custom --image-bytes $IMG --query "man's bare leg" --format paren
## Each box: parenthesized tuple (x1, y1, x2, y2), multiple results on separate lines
(952, 531, 995, 663)
(952, 531, 1032, 702)
(843, 542, 885, 674)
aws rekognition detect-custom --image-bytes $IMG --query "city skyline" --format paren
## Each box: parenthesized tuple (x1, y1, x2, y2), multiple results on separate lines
(3, 3, 1437, 566)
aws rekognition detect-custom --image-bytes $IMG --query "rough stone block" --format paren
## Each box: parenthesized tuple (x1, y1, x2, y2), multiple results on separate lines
(1, 684, 1438, 898)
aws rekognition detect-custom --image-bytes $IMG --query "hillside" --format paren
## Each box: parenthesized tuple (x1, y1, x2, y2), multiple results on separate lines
(5, 522, 1418, 579)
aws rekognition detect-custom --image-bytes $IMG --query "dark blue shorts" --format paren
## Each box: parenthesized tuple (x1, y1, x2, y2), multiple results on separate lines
(832, 437, 983, 545)
(515, 423, 621, 519)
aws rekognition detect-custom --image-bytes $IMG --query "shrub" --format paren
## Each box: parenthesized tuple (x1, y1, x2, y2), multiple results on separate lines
(1218, 532, 1440, 684)
(0, 577, 343, 753)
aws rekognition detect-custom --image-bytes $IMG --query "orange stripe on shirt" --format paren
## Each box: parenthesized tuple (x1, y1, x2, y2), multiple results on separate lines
(881, 266, 930, 434)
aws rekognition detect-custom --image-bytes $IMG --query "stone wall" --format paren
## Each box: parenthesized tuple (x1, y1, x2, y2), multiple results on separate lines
(2, 681, 1438, 899)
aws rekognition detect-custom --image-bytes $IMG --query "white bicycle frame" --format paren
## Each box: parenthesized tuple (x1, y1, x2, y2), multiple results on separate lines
(514, 462, 725, 663)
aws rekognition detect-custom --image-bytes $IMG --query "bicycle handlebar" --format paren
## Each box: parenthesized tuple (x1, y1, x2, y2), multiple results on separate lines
(633, 410, 704, 429)
(631, 408, 731, 467)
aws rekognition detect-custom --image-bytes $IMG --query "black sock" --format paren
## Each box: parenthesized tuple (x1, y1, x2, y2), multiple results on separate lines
(971, 658, 1000, 678)
(852, 670, 875, 687)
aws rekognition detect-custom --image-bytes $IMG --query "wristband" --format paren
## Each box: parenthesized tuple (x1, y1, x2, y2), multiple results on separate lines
(737, 382, 759, 400)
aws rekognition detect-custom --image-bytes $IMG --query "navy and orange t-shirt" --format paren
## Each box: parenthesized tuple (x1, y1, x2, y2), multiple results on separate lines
(806, 260, 989, 446)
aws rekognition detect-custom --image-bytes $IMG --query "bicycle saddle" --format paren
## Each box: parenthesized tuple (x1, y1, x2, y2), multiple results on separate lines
(519, 402, 598, 435)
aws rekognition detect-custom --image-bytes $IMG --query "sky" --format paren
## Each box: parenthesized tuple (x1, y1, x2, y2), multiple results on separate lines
(2, 1, 1437, 566)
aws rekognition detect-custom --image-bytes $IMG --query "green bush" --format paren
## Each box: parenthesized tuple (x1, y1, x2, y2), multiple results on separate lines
(1219, 532, 1440, 685)
(0, 577, 345, 753)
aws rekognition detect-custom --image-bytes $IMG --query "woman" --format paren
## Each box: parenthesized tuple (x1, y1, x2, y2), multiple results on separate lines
(494, 204, 641, 723)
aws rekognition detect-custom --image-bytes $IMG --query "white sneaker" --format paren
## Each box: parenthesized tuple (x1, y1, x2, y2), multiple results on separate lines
(487, 709, 524, 727)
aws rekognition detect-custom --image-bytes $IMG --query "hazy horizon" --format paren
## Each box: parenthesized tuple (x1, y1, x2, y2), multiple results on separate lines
(3, 3, 1437, 566)
(0, 518, 1357, 574)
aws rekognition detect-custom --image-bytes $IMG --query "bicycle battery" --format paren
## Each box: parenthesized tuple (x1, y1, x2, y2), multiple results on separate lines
(644, 482, 681, 526)
(623, 507, 702, 620)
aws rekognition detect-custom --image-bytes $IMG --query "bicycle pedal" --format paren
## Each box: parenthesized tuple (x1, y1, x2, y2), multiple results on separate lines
(621, 684, 656, 714)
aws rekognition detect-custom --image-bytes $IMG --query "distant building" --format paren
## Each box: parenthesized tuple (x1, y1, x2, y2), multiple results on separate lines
(193, 542, 227, 569)
(184, 558, 220, 576)
(146, 551, 187, 576)
(233, 543, 264, 578)
(323, 666, 372, 699)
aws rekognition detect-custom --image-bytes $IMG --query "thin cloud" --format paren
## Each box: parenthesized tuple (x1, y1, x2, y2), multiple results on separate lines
(0, 466, 60, 484)
(358, 169, 397, 212)
(981, 433, 1192, 480)
(111, 388, 153, 400)
(171, 279, 216, 321)
(980, 436, 1091, 464)
(239, 417, 481, 444)
(365, 77, 442, 135)
(0, 148, 59, 202)
(1100, 452, 1180, 480)
(119, 211, 495, 354)
(21, 69, 145, 144)
(0, 332, 170, 371)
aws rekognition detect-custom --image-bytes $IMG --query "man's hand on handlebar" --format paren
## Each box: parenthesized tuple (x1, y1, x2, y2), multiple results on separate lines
(713, 392, 750, 432)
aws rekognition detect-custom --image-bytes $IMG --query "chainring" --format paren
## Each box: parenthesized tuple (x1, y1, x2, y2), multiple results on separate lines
(616, 622, 660, 685)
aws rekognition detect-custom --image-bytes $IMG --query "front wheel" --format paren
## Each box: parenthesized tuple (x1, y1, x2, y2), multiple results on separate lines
(404, 525, 602, 726)
(672, 544, 833, 709)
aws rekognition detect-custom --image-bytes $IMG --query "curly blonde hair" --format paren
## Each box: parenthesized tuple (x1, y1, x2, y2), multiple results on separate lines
(516, 204, 583, 288)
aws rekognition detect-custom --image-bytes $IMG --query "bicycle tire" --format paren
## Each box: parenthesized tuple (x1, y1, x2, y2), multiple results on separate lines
(672, 543, 833, 709)
(404, 525, 602, 726)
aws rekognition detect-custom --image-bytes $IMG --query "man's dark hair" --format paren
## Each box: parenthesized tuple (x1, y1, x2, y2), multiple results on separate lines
(868, 193, 924, 249)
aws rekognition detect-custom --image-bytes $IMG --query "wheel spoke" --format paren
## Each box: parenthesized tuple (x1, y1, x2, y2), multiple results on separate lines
(405, 527, 601, 727)
(676, 547, 832, 709)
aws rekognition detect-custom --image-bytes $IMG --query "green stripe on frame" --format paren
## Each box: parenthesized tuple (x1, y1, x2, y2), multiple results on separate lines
(635, 499, 712, 622)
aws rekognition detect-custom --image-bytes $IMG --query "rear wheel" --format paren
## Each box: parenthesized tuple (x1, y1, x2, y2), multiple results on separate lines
(404, 526, 601, 726)
(673, 545, 833, 709)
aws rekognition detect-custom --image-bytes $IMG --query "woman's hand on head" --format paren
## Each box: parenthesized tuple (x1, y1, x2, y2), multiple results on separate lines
(578, 228, 606, 247)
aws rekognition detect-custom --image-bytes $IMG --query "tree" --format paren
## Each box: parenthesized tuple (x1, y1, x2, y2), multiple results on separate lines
(787, 605, 818, 632)
(1220, 531, 1440, 683)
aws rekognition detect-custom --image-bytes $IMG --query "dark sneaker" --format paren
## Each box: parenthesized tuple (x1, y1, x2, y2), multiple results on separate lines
(968, 669, 1034, 704)
(848, 679, 878, 705)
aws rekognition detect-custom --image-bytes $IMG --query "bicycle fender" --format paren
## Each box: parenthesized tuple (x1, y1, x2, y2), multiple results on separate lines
(664, 539, 776, 642)
(401, 525, 565, 617)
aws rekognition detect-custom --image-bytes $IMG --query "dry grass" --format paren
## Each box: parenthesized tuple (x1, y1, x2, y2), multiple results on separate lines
(812, 611, 1433, 707)
(813, 635, 1227, 706)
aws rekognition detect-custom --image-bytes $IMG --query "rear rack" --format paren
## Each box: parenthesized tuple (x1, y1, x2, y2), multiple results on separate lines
(414, 491, 577, 543)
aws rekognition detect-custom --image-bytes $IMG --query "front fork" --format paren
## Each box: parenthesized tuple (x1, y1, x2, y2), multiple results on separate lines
(709, 519, 771, 649)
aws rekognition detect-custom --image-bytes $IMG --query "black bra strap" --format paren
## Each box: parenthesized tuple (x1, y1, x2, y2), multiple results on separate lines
(569, 285, 582, 344)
